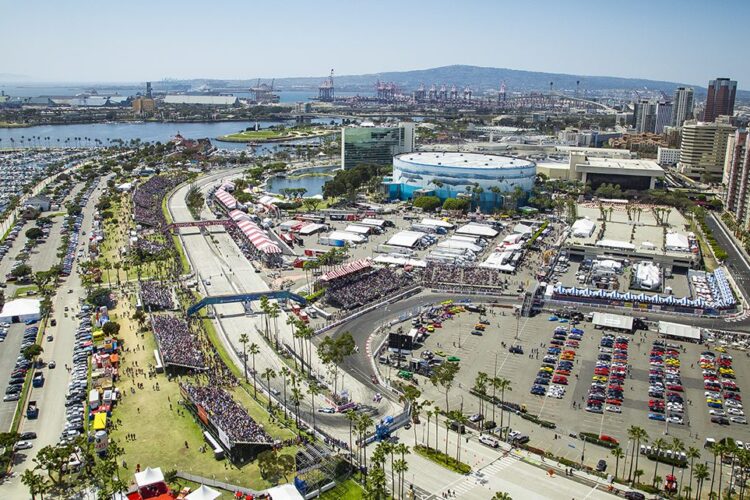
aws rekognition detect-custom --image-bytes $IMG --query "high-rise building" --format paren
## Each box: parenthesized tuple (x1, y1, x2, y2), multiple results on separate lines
(677, 120, 735, 180)
(723, 130, 750, 227)
(671, 87, 694, 127)
(634, 99, 656, 134)
(341, 122, 415, 169)
(654, 101, 673, 134)
(704, 78, 737, 122)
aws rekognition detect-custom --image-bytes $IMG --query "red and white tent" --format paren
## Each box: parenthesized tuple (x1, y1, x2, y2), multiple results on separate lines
(214, 188, 238, 210)
(228, 210, 281, 254)
(321, 259, 371, 282)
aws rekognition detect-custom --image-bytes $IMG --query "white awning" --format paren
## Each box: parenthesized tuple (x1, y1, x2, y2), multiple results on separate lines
(658, 321, 701, 341)
(438, 239, 482, 252)
(134, 467, 164, 487)
(387, 230, 426, 248)
(420, 218, 454, 229)
(186, 485, 221, 500)
(345, 224, 372, 235)
(328, 231, 366, 243)
(456, 223, 498, 238)
(359, 218, 386, 227)
(265, 484, 305, 500)
(298, 223, 326, 235)
(592, 312, 634, 331)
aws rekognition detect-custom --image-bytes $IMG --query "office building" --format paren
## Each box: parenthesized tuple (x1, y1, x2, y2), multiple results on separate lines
(677, 121, 735, 180)
(704, 78, 737, 122)
(341, 122, 415, 169)
(723, 130, 750, 227)
(654, 101, 673, 134)
(634, 99, 656, 133)
(671, 87, 694, 127)
(657, 147, 681, 166)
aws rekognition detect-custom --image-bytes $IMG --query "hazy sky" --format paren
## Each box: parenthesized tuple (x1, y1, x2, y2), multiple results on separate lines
(2, 0, 748, 87)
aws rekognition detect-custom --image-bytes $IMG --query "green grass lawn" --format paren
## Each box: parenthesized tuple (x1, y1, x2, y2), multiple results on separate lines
(13, 284, 39, 298)
(217, 128, 331, 143)
(318, 478, 364, 500)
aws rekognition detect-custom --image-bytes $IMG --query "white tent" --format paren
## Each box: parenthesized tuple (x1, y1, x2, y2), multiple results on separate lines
(0, 298, 41, 324)
(345, 224, 372, 235)
(438, 239, 482, 252)
(658, 321, 701, 341)
(456, 223, 498, 238)
(298, 223, 326, 236)
(571, 218, 595, 238)
(134, 467, 164, 488)
(595, 239, 635, 250)
(359, 218, 386, 228)
(328, 231, 366, 243)
(186, 485, 221, 500)
(512, 223, 533, 235)
(665, 232, 690, 252)
(420, 218, 454, 229)
(592, 312, 634, 331)
(266, 484, 305, 500)
(387, 231, 426, 248)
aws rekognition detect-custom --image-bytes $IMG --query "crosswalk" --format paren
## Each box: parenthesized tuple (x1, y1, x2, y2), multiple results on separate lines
(436, 455, 517, 498)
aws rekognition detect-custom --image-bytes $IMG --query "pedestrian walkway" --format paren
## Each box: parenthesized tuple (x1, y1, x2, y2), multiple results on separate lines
(436, 455, 516, 499)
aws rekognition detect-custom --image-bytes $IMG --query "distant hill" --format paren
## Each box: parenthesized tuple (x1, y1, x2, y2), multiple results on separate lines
(194, 65, 750, 100)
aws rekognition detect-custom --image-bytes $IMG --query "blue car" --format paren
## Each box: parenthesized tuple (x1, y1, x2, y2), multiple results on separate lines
(24, 319, 37, 325)
(571, 328, 584, 334)
(530, 386, 546, 395)
(648, 413, 666, 421)
(548, 316, 559, 321)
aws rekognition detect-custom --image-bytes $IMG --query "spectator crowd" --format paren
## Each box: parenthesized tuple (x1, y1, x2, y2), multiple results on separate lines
(182, 384, 274, 445)
(140, 281, 175, 310)
(133, 175, 187, 228)
(326, 268, 412, 309)
(422, 263, 506, 289)
(152, 315, 206, 369)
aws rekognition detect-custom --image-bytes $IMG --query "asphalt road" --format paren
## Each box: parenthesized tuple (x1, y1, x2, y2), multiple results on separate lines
(707, 214, 750, 303)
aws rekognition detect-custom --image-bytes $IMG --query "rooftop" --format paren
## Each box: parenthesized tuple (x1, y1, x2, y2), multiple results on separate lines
(395, 151, 534, 170)
(578, 158, 664, 173)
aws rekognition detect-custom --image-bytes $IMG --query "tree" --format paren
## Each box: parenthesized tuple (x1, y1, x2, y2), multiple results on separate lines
(430, 362, 459, 413)
(21, 469, 48, 500)
(308, 383, 320, 431)
(280, 366, 291, 420)
(693, 463, 710, 500)
(473, 372, 488, 422)
(23, 343, 43, 361)
(25, 227, 44, 240)
(442, 197, 470, 212)
(101, 321, 120, 337)
(11, 264, 32, 278)
(86, 288, 111, 307)
(627, 426, 648, 485)
(669, 437, 685, 478)
(685, 446, 701, 499)
(651, 437, 668, 487)
(249, 342, 260, 397)
(239, 333, 250, 383)
(494, 378, 512, 438)
(263, 368, 276, 410)
(302, 198, 321, 212)
(492, 493, 513, 500)
(610, 447, 624, 480)
(413, 195, 442, 212)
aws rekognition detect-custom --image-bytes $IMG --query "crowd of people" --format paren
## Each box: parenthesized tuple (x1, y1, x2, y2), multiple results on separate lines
(133, 174, 187, 228)
(422, 263, 506, 288)
(181, 384, 274, 445)
(152, 315, 206, 369)
(326, 268, 412, 309)
(140, 281, 174, 310)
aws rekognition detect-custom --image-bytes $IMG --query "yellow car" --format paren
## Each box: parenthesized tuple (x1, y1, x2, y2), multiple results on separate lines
(706, 398, 722, 404)
(719, 368, 735, 376)
(539, 366, 554, 373)
(700, 362, 714, 369)
(716, 346, 727, 353)
(593, 375, 608, 383)
(426, 325, 435, 332)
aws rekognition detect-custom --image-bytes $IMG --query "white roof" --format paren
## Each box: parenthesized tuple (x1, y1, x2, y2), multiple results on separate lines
(592, 312, 634, 330)
(298, 223, 326, 235)
(186, 485, 221, 500)
(480, 251, 516, 271)
(387, 230, 426, 248)
(571, 218, 595, 238)
(265, 483, 305, 500)
(512, 223, 533, 235)
(359, 218, 386, 227)
(438, 239, 482, 252)
(449, 235, 478, 243)
(665, 232, 690, 251)
(420, 218, 454, 228)
(345, 224, 372, 234)
(658, 321, 701, 341)
(134, 467, 164, 487)
(502, 233, 524, 245)
(328, 231, 366, 243)
(396, 151, 534, 170)
(456, 223, 498, 238)
(595, 239, 636, 250)
(0, 298, 40, 318)
(373, 255, 427, 267)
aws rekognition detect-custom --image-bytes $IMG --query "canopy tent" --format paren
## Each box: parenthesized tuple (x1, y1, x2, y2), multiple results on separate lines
(228, 210, 281, 254)
(665, 232, 690, 252)
(345, 224, 372, 235)
(359, 218, 386, 228)
(186, 485, 221, 500)
(479, 251, 516, 272)
(298, 223, 326, 236)
(387, 231, 426, 248)
(135, 467, 165, 488)
(373, 255, 427, 268)
(321, 259, 371, 282)
(266, 484, 305, 500)
(93, 412, 107, 430)
(595, 239, 636, 250)
(420, 218, 454, 229)
(658, 321, 702, 341)
(0, 298, 41, 323)
(214, 189, 238, 210)
(571, 218, 596, 238)
(592, 312, 634, 332)
(456, 223, 498, 238)
(512, 223, 533, 235)
(437, 239, 482, 252)
(328, 230, 366, 243)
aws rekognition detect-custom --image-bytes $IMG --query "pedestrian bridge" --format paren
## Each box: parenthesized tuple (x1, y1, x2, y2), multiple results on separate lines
(186, 290, 307, 316)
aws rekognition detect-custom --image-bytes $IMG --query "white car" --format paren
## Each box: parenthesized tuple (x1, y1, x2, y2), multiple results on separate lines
(727, 408, 745, 416)
(667, 415, 684, 425)
(605, 405, 621, 413)
(14, 441, 33, 451)
(730, 416, 747, 425)
(479, 435, 499, 448)
(709, 409, 726, 416)
(317, 407, 335, 414)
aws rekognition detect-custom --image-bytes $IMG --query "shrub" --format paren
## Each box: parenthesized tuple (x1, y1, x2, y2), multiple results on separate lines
(579, 432, 618, 449)
(414, 445, 471, 474)
(413, 195, 442, 212)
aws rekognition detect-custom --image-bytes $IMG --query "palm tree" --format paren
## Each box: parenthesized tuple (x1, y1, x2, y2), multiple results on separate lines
(694, 463, 710, 500)
(495, 378, 512, 438)
(263, 368, 276, 410)
(356, 414, 373, 472)
(627, 426, 649, 485)
(21, 469, 47, 500)
(670, 437, 685, 478)
(710, 443, 723, 498)
(280, 366, 291, 419)
(249, 342, 260, 397)
(269, 302, 281, 349)
(345, 409, 357, 461)
(394, 458, 408, 500)
(685, 446, 700, 497)
(308, 383, 320, 431)
(473, 372, 488, 423)
(611, 447, 625, 480)
(652, 437, 668, 486)
(492, 493, 513, 500)
(239, 333, 250, 383)
(433, 404, 441, 451)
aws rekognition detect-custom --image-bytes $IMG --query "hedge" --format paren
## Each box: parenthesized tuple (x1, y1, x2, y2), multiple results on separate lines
(644, 453, 687, 468)
(304, 289, 325, 302)
(414, 445, 471, 474)
(520, 412, 557, 429)
(579, 432, 618, 449)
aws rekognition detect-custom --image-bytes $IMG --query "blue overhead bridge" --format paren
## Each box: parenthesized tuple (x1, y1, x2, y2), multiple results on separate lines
(187, 290, 307, 316)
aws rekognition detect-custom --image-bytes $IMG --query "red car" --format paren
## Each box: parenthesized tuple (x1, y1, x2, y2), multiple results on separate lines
(595, 368, 610, 376)
(666, 384, 683, 392)
(552, 375, 568, 385)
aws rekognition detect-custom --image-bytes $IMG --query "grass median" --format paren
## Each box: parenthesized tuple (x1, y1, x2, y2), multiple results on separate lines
(414, 445, 471, 474)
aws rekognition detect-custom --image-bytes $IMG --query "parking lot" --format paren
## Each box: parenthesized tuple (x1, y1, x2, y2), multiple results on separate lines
(381, 306, 750, 465)
(0, 323, 37, 430)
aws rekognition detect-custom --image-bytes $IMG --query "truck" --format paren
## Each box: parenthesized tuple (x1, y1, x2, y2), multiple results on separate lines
(32, 371, 44, 388)
(26, 401, 39, 419)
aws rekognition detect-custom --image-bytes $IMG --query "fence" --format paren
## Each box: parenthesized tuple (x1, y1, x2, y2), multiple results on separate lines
(176, 471, 261, 496)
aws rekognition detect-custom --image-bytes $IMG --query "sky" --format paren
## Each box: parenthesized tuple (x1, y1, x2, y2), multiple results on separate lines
(1, 0, 748, 88)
